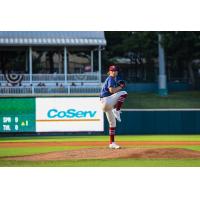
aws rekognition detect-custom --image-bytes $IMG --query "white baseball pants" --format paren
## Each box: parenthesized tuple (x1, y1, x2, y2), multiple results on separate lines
(100, 91, 127, 127)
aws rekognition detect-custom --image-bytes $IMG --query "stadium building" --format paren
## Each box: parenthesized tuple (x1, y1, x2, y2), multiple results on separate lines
(0, 31, 106, 95)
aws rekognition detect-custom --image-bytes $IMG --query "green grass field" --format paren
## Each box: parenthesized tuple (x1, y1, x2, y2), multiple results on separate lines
(1, 135, 200, 167)
(124, 91, 200, 108)
(1, 135, 200, 142)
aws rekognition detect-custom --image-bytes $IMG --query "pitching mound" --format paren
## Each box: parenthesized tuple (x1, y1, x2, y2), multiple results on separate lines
(4, 148, 200, 161)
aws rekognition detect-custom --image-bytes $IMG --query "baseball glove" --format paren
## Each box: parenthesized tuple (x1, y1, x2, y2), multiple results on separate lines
(117, 80, 126, 88)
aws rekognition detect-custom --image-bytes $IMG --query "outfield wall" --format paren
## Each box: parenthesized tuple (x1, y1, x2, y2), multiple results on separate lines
(104, 109, 200, 135)
(1, 97, 200, 135)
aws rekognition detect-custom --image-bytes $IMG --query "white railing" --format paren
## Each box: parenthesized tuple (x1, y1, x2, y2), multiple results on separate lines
(69, 86, 101, 94)
(0, 73, 100, 83)
(0, 86, 101, 95)
(67, 74, 99, 81)
(0, 87, 33, 94)
(34, 87, 68, 94)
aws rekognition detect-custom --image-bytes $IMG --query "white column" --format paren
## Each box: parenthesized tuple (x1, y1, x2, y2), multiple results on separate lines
(29, 46, 32, 85)
(64, 46, 67, 84)
(98, 47, 101, 83)
(91, 50, 94, 72)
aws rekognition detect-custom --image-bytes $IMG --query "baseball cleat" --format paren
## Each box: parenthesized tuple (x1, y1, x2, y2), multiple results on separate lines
(112, 108, 121, 122)
(109, 143, 121, 149)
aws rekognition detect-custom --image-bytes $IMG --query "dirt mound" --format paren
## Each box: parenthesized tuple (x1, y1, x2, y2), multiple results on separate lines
(4, 148, 200, 161)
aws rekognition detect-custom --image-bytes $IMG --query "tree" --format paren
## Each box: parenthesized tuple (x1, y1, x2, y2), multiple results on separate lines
(162, 31, 200, 88)
(104, 31, 200, 87)
(104, 31, 158, 82)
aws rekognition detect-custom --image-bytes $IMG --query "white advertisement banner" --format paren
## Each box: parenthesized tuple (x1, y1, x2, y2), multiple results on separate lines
(36, 97, 104, 132)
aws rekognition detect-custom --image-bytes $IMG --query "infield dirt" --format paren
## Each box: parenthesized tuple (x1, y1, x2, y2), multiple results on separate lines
(1, 141, 200, 148)
(4, 147, 200, 161)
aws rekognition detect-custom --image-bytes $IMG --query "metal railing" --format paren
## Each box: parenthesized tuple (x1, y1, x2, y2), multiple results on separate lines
(67, 74, 99, 81)
(0, 86, 101, 95)
(0, 87, 33, 94)
(0, 73, 100, 83)
(69, 86, 101, 94)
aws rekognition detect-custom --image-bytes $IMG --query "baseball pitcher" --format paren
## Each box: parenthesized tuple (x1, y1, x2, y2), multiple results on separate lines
(100, 65, 128, 149)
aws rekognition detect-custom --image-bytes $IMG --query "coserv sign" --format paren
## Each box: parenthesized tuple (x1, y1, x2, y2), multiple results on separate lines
(36, 97, 104, 132)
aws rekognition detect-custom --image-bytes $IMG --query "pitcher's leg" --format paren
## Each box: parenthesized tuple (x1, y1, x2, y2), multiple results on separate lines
(115, 92, 128, 111)
(105, 110, 116, 144)
(105, 110, 120, 149)
(105, 110, 116, 133)
(110, 91, 128, 122)
(110, 91, 128, 108)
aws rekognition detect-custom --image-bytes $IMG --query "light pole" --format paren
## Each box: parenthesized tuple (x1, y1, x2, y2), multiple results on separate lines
(158, 33, 168, 96)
